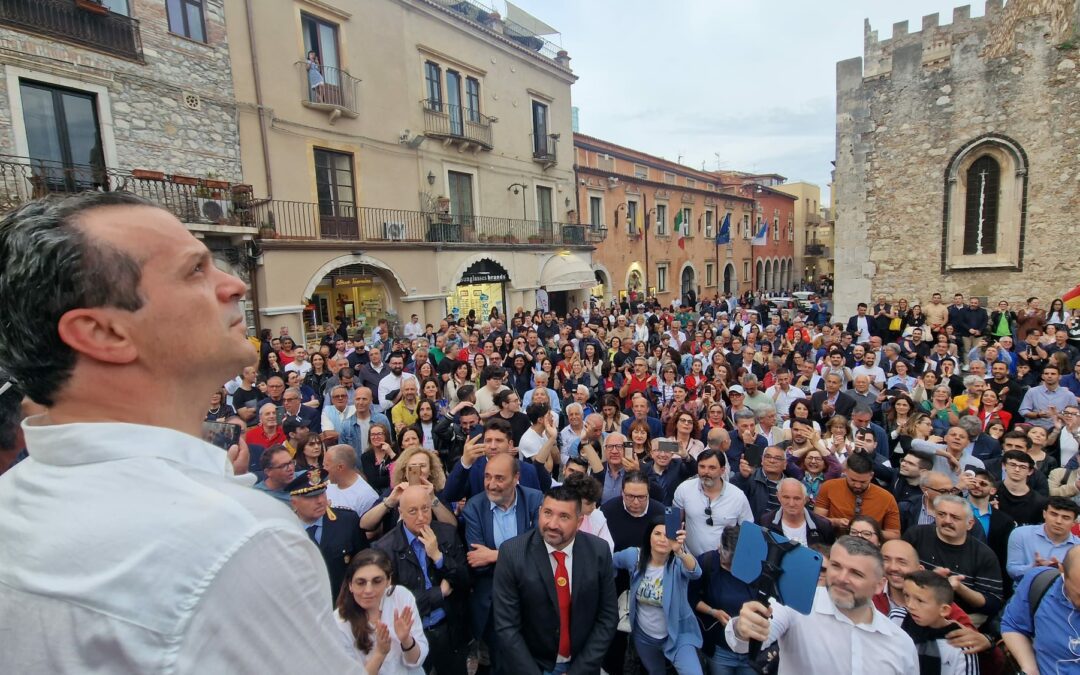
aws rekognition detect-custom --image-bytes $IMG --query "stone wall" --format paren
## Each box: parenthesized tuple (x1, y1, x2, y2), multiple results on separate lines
(0, 0, 240, 179)
(833, 0, 1080, 320)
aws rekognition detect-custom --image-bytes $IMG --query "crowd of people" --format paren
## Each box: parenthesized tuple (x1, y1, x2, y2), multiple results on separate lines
(2, 193, 1080, 675)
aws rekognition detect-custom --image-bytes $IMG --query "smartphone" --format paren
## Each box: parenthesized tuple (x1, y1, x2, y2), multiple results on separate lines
(622, 441, 635, 450)
(468, 425, 484, 439)
(202, 421, 240, 450)
(658, 439, 679, 454)
(742, 443, 764, 468)
(664, 506, 683, 540)
(406, 465, 422, 485)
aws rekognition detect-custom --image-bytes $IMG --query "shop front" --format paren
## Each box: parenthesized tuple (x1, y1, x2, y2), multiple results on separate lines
(446, 258, 509, 322)
(309, 264, 392, 335)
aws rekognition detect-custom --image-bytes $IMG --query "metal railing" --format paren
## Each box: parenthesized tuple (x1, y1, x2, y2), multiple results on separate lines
(421, 100, 493, 149)
(805, 212, 822, 225)
(440, 0, 561, 59)
(0, 0, 143, 62)
(533, 133, 557, 164)
(805, 243, 828, 256)
(251, 200, 604, 246)
(296, 61, 360, 116)
(0, 154, 255, 226)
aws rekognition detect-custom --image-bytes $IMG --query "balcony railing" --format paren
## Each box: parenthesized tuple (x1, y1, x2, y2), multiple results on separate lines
(0, 154, 255, 227)
(533, 133, 557, 166)
(421, 100, 493, 149)
(805, 212, 822, 225)
(0, 0, 143, 62)
(805, 243, 829, 256)
(441, 0, 561, 60)
(251, 200, 604, 247)
(296, 61, 360, 118)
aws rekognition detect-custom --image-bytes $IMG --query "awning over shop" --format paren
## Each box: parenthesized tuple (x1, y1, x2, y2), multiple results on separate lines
(540, 255, 595, 292)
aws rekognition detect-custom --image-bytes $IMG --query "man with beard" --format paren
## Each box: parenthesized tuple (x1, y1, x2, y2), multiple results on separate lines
(815, 451, 902, 539)
(376, 352, 416, 413)
(965, 468, 1015, 586)
(902, 495, 1004, 624)
(675, 449, 754, 557)
(727, 536, 918, 673)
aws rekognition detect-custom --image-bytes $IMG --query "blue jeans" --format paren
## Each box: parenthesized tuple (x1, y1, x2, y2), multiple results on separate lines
(633, 629, 703, 675)
(708, 647, 756, 675)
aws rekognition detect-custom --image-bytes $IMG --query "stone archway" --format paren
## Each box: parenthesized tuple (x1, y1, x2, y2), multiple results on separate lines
(723, 263, 735, 294)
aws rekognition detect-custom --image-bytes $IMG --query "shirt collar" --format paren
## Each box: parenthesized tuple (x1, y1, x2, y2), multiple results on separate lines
(490, 491, 519, 513)
(545, 538, 575, 559)
(815, 587, 896, 634)
(22, 417, 232, 476)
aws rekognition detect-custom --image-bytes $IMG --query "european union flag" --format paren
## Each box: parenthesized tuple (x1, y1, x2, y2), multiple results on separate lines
(715, 213, 731, 245)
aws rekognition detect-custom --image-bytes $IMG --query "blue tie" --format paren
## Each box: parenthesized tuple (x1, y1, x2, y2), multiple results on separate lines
(307, 523, 319, 545)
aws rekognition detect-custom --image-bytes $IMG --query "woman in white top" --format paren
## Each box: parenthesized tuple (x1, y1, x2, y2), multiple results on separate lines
(1050, 404, 1080, 467)
(334, 549, 429, 675)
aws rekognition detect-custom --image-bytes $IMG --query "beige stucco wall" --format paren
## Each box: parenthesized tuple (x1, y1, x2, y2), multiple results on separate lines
(775, 181, 821, 283)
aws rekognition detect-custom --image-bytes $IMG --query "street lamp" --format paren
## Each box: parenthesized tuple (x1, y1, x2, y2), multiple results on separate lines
(507, 182, 527, 221)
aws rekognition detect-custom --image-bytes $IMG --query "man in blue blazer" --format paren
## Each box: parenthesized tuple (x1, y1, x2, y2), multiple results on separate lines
(443, 420, 548, 502)
(463, 452, 543, 673)
(493, 485, 618, 675)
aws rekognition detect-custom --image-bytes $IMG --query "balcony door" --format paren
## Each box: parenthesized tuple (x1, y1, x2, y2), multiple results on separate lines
(448, 171, 474, 226)
(314, 148, 357, 239)
(445, 70, 464, 137)
(302, 14, 341, 102)
(536, 185, 553, 238)
(532, 101, 549, 155)
(20, 81, 105, 193)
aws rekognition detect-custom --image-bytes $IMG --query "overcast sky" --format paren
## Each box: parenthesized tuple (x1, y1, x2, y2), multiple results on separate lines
(507, 0, 986, 199)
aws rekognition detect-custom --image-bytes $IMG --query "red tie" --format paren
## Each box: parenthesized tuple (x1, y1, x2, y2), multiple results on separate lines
(552, 550, 571, 658)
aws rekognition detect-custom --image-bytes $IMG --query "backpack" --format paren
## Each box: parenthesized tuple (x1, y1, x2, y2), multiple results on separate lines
(998, 567, 1060, 675)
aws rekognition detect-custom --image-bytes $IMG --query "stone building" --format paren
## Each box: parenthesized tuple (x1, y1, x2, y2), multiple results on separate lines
(833, 0, 1080, 320)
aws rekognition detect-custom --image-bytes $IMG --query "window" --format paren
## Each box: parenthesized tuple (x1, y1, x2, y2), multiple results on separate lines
(536, 186, 553, 228)
(704, 210, 714, 238)
(102, 0, 130, 15)
(424, 62, 442, 111)
(657, 264, 668, 292)
(634, 164, 648, 180)
(707, 183, 715, 191)
(682, 208, 693, 237)
(20, 81, 104, 192)
(167, 0, 206, 43)
(597, 154, 615, 172)
(743, 261, 750, 282)
(589, 196, 603, 228)
(313, 148, 356, 238)
(656, 203, 667, 235)
(943, 135, 1027, 270)
(465, 77, 481, 123)
(773, 217, 780, 241)
(963, 156, 1000, 254)
(448, 171, 474, 224)
(302, 14, 341, 101)
(532, 101, 549, 156)
(706, 262, 714, 287)
(788, 220, 794, 241)
(446, 70, 463, 136)
(627, 200, 639, 235)
(663, 171, 676, 185)
(686, 178, 696, 189)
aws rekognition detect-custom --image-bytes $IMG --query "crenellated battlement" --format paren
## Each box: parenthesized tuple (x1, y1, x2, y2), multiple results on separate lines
(861, 0, 1077, 79)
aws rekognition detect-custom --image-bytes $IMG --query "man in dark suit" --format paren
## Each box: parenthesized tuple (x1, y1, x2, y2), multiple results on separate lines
(287, 470, 366, 604)
(845, 302, 873, 344)
(493, 485, 618, 675)
(375, 485, 470, 675)
(808, 372, 856, 425)
(463, 452, 544, 673)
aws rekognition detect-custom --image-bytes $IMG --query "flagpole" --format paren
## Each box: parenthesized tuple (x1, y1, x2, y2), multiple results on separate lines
(714, 215, 719, 297)
(643, 192, 650, 299)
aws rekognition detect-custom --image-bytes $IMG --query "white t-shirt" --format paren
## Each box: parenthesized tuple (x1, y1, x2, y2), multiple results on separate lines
(518, 427, 547, 460)
(635, 564, 667, 639)
(781, 521, 808, 546)
(284, 360, 312, 377)
(326, 477, 380, 518)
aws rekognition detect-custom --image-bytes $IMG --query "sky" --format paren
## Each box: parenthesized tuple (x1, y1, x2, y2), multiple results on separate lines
(504, 0, 988, 200)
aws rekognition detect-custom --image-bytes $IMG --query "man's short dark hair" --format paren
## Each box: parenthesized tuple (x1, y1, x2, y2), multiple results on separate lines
(1047, 496, 1080, 518)
(544, 484, 582, 515)
(483, 417, 512, 441)
(845, 451, 874, 475)
(1003, 449, 1035, 468)
(456, 405, 479, 420)
(526, 401, 550, 424)
(1002, 430, 1032, 449)
(0, 192, 153, 405)
(493, 389, 515, 408)
(481, 366, 506, 383)
(905, 569, 954, 605)
(0, 371, 23, 451)
(851, 404, 873, 418)
(455, 384, 476, 401)
(697, 448, 727, 468)
(905, 452, 933, 472)
(560, 472, 602, 506)
(259, 444, 291, 470)
(622, 470, 651, 489)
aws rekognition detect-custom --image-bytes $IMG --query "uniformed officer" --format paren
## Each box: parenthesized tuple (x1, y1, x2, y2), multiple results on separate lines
(287, 469, 367, 604)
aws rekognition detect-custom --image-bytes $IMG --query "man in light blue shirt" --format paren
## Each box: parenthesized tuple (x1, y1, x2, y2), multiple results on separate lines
(1005, 496, 1080, 582)
(1018, 364, 1076, 429)
(1001, 546, 1080, 675)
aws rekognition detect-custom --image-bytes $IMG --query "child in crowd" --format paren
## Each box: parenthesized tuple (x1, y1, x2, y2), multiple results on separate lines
(900, 571, 980, 675)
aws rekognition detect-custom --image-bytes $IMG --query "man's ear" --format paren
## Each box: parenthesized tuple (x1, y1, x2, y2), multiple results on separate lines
(56, 308, 138, 365)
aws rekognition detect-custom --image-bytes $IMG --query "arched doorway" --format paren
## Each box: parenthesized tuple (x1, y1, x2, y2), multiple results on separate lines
(680, 265, 695, 302)
(772, 259, 781, 291)
(591, 269, 609, 304)
(723, 263, 734, 294)
(755, 260, 764, 291)
(448, 258, 510, 321)
(306, 262, 400, 338)
(763, 260, 772, 291)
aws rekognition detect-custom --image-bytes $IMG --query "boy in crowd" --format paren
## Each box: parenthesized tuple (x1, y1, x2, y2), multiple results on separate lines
(900, 571, 980, 675)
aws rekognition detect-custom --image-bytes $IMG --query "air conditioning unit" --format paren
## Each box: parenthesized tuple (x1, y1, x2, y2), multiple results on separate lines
(383, 221, 406, 241)
(197, 197, 231, 222)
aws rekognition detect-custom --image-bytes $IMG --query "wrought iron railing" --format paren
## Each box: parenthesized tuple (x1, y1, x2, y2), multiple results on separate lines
(0, 0, 143, 62)
(805, 243, 828, 256)
(296, 61, 360, 115)
(421, 100, 493, 149)
(440, 0, 561, 59)
(533, 133, 557, 164)
(0, 155, 255, 226)
(251, 199, 604, 246)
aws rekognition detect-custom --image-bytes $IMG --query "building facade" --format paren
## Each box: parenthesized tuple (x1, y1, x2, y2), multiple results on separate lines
(224, 0, 597, 337)
(834, 0, 1080, 319)
(775, 181, 825, 284)
(573, 134, 755, 307)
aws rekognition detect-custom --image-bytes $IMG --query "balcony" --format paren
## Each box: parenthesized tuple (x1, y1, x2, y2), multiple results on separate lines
(421, 99, 493, 151)
(0, 0, 143, 62)
(532, 133, 558, 168)
(805, 212, 822, 225)
(805, 243, 830, 257)
(0, 154, 256, 227)
(296, 61, 360, 122)
(251, 200, 604, 248)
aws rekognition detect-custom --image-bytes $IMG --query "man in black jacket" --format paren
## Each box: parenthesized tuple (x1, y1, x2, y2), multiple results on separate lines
(287, 471, 366, 605)
(758, 477, 835, 547)
(432, 404, 481, 469)
(374, 485, 470, 675)
(493, 486, 618, 675)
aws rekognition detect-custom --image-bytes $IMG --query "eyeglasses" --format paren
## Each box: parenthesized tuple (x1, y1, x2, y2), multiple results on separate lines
(848, 528, 876, 541)
(925, 486, 960, 496)
(623, 493, 649, 502)
(603, 444, 624, 450)
(704, 500, 714, 527)
(1004, 461, 1032, 470)
(269, 460, 296, 470)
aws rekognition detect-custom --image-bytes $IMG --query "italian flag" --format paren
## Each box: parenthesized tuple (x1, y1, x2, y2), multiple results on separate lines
(675, 209, 689, 249)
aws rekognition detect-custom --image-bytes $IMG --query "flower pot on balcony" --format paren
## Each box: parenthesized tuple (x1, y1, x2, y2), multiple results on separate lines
(76, 0, 109, 15)
(171, 174, 199, 186)
(132, 169, 165, 181)
(527, 235, 543, 244)
(203, 179, 230, 191)
(435, 196, 451, 214)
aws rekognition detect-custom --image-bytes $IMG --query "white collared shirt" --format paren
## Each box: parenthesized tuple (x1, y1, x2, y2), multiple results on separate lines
(674, 477, 754, 557)
(725, 587, 917, 675)
(0, 419, 359, 673)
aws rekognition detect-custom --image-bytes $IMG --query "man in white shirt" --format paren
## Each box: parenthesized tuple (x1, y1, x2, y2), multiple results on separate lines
(0, 192, 358, 672)
(517, 402, 557, 471)
(852, 351, 887, 395)
(727, 535, 918, 674)
(404, 313, 424, 342)
(377, 352, 417, 411)
(674, 449, 754, 556)
(765, 369, 805, 420)
(283, 347, 312, 378)
(323, 443, 379, 518)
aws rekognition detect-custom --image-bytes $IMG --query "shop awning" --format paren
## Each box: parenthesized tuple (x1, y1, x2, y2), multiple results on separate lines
(540, 255, 595, 292)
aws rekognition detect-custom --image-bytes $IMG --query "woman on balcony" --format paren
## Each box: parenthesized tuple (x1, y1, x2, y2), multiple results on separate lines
(306, 51, 325, 103)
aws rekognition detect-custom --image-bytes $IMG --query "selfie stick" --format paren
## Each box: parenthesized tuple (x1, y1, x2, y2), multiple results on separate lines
(747, 531, 798, 659)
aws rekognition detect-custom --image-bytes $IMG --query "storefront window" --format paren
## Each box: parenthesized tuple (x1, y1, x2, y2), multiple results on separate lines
(446, 259, 509, 321)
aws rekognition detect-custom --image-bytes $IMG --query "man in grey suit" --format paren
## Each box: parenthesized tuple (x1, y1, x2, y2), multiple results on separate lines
(493, 485, 618, 675)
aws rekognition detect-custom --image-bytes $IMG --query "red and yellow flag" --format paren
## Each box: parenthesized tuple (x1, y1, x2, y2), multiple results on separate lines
(1064, 283, 1080, 310)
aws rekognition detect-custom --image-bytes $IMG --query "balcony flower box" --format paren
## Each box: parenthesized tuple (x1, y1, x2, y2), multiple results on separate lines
(202, 179, 230, 190)
(132, 169, 165, 181)
(170, 174, 199, 186)
(76, 0, 109, 15)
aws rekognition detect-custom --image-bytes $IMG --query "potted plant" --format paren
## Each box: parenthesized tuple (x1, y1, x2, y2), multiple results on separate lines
(258, 212, 277, 239)
(132, 169, 165, 181)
